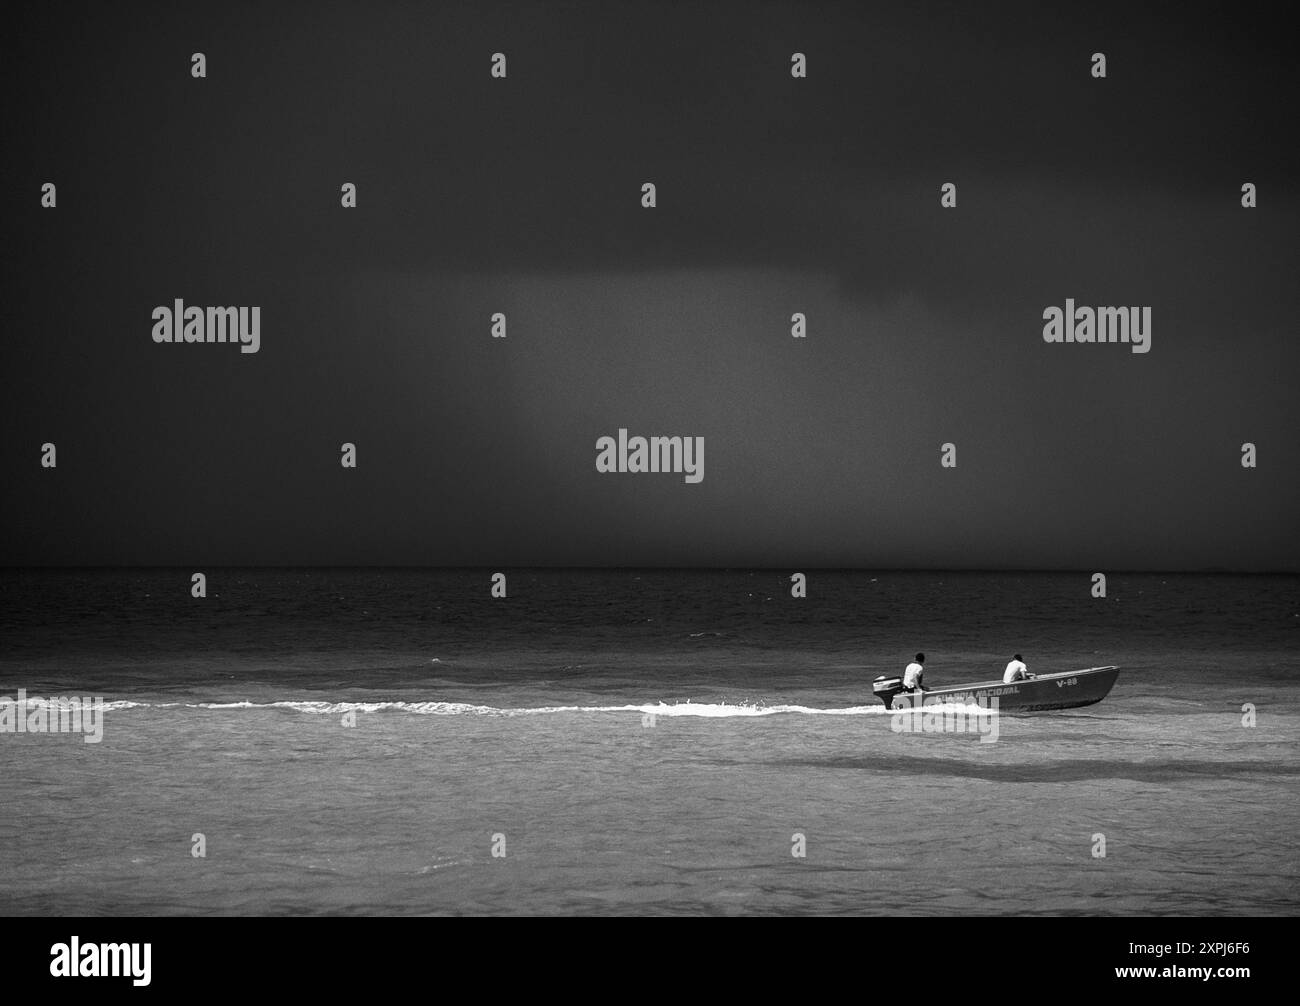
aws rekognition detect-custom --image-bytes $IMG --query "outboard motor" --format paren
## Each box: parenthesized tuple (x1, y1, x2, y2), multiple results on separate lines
(872, 675, 906, 709)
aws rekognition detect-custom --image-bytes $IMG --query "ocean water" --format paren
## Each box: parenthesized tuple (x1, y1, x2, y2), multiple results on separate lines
(0, 569, 1296, 916)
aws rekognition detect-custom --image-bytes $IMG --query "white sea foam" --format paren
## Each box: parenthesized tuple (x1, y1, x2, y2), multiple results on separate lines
(96, 698, 1005, 717)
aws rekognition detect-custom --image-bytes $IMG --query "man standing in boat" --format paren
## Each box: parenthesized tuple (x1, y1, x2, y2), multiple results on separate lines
(1003, 654, 1035, 683)
(902, 652, 925, 693)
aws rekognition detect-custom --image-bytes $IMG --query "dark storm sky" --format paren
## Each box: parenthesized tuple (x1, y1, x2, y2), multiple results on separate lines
(3, 1, 1297, 569)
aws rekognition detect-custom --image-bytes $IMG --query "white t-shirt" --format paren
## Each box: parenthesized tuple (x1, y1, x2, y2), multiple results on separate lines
(1003, 660, 1028, 683)
(903, 662, 924, 688)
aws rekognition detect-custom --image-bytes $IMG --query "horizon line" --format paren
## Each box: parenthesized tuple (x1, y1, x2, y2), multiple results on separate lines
(1, 564, 1295, 575)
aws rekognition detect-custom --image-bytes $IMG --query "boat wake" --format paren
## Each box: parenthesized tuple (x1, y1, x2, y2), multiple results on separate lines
(97, 698, 1002, 718)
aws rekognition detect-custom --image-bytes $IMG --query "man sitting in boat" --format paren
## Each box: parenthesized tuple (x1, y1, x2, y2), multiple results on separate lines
(1003, 654, 1035, 683)
(903, 653, 925, 692)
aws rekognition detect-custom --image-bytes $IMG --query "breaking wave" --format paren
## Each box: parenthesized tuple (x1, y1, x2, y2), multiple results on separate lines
(95, 699, 1003, 717)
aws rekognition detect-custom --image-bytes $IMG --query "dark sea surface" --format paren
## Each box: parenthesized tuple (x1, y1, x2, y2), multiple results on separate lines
(1, 569, 1296, 915)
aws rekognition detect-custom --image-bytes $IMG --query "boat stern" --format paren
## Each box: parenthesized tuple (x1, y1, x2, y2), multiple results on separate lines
(872, 675, 906, 709)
